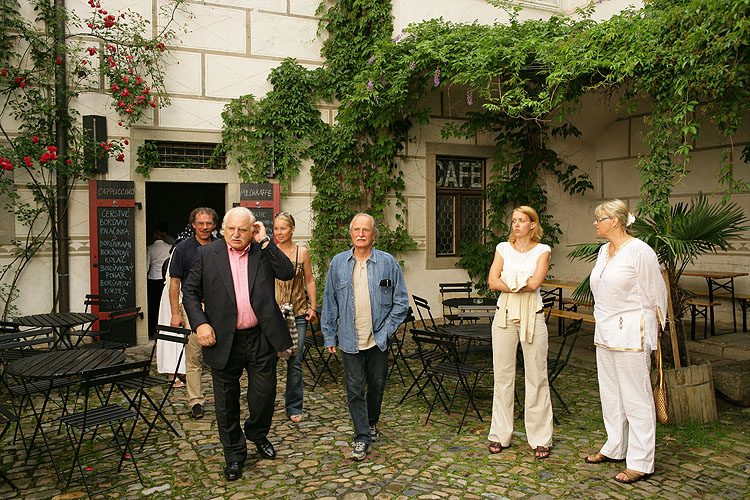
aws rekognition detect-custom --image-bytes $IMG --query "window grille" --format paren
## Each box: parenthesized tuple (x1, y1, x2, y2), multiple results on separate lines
(148, 141, 225, 170)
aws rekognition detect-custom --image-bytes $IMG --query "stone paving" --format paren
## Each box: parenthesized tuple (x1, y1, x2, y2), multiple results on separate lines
(1, 327, 749, 500)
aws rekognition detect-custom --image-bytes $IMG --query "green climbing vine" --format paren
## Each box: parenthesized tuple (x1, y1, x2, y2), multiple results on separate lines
(214, 0, 749, 293)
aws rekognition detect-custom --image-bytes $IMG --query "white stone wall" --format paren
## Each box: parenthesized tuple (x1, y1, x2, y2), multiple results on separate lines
(3, 0, 746, 341)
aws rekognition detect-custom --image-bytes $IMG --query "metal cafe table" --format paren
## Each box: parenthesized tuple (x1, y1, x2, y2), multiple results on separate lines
(15, 312, 98, 349)
(5, 348, 125, 479)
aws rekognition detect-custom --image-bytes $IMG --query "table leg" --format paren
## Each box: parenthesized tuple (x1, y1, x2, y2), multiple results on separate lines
(705, 278, 715, 337)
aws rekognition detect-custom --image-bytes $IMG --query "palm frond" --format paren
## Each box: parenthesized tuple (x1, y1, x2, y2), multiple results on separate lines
(566, 242, 603, 263)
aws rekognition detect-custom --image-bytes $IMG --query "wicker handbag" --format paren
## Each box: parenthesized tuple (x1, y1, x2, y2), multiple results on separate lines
(653, 336, 669, 424)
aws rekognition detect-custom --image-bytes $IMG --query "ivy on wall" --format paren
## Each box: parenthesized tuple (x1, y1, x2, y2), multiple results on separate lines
(215, 0, 749, 293)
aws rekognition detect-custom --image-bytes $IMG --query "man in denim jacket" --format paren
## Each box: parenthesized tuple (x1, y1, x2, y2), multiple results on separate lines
(322, 213, 409, 461)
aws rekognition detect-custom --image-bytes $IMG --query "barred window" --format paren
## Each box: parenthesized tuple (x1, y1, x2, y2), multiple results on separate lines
(148, 141, 225, 170)
(435, 156, 484, 257)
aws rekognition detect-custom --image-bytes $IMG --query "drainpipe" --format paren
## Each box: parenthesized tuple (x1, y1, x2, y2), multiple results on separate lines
(54, 0, 70, 313)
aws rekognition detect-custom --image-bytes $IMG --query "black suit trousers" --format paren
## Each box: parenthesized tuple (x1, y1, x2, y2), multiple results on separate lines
(211, 327, 277, 463)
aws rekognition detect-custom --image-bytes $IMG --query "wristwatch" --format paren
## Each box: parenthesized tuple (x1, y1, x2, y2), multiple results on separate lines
(259, 235, 271, 246)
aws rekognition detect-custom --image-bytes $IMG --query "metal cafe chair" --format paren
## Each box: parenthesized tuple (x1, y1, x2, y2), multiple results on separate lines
(0, 329, 70, 461)
(398, 296, 445, 405)
(74, 307, 141, 350)
(116, 325, 190, 451)
(0, 404, 19, 490)
(547, 318, 583, 416)
(303, 320, 339, 390)
(411, 328, 484, 433)
(59, 360, 150, 499)
(439, 282, 479, 325)
(387, 307, 416, 386)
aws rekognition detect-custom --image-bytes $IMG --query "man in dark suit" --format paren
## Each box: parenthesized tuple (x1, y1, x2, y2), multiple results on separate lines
(182, 206, 294, 481)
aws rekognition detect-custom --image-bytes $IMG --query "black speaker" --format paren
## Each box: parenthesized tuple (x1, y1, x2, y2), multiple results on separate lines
(83, 115, 108, 173)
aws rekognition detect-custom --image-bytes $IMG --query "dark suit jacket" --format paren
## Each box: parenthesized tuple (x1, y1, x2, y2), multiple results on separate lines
(182, 238, 295, 370)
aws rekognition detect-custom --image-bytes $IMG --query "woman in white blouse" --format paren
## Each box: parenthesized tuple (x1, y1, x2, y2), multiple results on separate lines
(585, 199, 666, 484)
(487, 206, 553, 459)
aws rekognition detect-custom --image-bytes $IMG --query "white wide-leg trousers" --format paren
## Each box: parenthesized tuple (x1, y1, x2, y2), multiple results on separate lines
(488, 311, 553, 448)
(596, 346, 655, 474)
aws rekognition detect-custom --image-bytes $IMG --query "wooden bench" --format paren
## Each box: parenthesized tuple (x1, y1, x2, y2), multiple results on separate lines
(716, 293, 750, 332)
(561, 298, 594, 311)
(547, 308, 595, 323)
(686, 298, 720, 340)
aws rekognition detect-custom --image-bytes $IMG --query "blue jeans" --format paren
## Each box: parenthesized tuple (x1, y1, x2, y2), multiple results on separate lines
(340, 344, 389, 444)
(285, 315, 307, 416)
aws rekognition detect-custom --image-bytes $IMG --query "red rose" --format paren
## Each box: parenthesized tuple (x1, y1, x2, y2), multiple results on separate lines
(116, 154, 125, 162)
(56, 58, 62, 64)
(47, 146, 57, 152)
(24, 157, 32, 167)
(32, 136, 38, 143)
(66, 159, 72, 164)
(124, 140, 129, 145)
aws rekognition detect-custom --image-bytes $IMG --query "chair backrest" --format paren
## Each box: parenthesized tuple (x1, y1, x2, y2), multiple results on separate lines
(0, 329, 55, 365)
(548, 318, 583, 382)
(412, 295, 439, 331)
(439, 282, 473, 297)
(411, 328, 458, 365)
(542, 296, 556, 323)
(100, 307, 142, 347)
(150, 324, 191, 371)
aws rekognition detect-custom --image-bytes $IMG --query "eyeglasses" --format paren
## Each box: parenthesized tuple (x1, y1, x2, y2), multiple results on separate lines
(275, 211, 291, 217)
(594, 216, 612, 223)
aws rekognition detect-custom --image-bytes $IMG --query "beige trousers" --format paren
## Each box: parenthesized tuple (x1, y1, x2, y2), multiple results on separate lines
(596, 346, 655, 474)
(180, 305, 204, 407)
(488, 311, 553, 448)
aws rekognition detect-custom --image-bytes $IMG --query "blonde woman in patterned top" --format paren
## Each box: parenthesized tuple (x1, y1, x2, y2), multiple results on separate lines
(273, 212, 317, 423)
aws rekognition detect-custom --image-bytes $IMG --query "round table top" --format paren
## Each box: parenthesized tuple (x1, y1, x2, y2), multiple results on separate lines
(5, 348, 125, 379)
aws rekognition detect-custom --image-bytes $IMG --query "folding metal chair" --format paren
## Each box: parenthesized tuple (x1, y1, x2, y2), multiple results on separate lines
(411, 328, 484, 433)
(74, 307, 141, 350)
(387, 307, 415, 386)
(0, 404, 19, 490)
(59, 360, 150, 499)
(547, 318, 583, 416)
(398, 296, 446, 405)
(0, 330, 69, 463)
(303, 321, 339, 390)
(411, 295, 440, 331)
(439, 282, 478, 325)
(116, 325, 190, 450)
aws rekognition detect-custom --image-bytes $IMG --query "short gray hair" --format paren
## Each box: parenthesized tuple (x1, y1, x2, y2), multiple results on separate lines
(595, 199, 633, 235)
(349, 213, 377, 235)
(221, 206, 256, 232)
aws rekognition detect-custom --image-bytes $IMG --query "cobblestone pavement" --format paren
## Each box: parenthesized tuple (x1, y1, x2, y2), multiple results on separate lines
(1, 332, 748, 500)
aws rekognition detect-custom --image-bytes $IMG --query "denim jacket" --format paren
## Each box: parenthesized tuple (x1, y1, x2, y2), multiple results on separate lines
(321, 247, 409, 354)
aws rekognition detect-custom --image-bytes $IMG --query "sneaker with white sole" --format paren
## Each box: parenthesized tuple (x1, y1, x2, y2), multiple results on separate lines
(369, 425, 379, 442)
(350, 441, 371, 461)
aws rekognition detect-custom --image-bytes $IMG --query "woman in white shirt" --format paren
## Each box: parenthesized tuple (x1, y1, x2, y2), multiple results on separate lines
(487, 206, 553, 459)
(585, 199, 666, 484)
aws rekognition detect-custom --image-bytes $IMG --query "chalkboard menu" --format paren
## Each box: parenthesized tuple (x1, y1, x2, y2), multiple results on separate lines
(239, 183, 280, 239)
(97, 206, 136, 310)
(89, 179, 139, 345)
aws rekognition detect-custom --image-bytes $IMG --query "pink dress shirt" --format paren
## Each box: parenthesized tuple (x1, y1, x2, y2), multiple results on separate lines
(227, 243, 259, 330)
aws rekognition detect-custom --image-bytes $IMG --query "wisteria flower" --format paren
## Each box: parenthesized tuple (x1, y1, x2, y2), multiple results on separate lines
(466, 90, 473, 106)
(368, 56, 375, 65)
(434, 68, 440, 87)
(367, 80, 374, 90)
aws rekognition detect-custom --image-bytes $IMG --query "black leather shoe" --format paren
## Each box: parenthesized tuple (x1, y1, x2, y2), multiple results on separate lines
(255, 439, 276, 459)
(224, 461, 243, 481)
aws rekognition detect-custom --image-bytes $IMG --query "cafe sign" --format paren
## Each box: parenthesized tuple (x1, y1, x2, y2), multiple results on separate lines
(436, 156, 483, 190)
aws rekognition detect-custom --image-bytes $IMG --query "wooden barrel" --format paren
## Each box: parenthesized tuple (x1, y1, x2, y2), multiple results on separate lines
(664, 363, 718, 425)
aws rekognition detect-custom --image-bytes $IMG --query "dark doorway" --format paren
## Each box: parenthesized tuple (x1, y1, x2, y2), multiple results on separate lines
(145, 182, 226, 242)
(145, 182, 225, 338)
